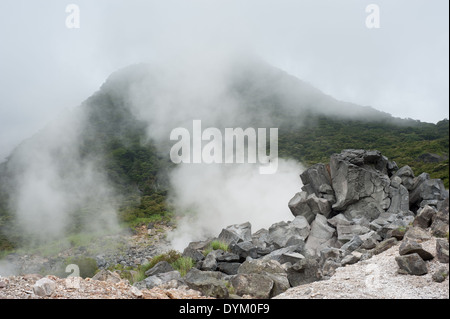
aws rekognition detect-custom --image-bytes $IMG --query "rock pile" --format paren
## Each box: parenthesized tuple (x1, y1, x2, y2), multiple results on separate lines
(134, 149, 449, 299)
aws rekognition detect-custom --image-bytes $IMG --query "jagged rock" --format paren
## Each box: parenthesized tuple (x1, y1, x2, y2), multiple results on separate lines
(436, 239, 449, 263)
(288, 192, 332, 222)
(387, 184, 410, 214)
(403, 226, 432, 242)
(144, 261, 174, 277)
(182, 247, 205, 263)
(337, 224, 371, 243)
(413, 205, 436, 229)
(409, 173, 448, 209)
(230, 241, 258, 260)
(432, 266, 449, 283)
(300, 163, 333, 199)
(230, 273, 274, 298)
(279, 252, 305, 264)
(340, 235, 363, 253)
(260, 244, 305, 263)
(138, 270, 182, 289)
(319, 247, 342, 277)
(268, 217, 310, 248)
(217, 262, 240, 275)
(395, 253, 428, 276)
(216, 252, 240, 262)
(201, 251, 219, 271)
(286, 258, 320, 286)
(341, 251, 362, 266)
(330, 149, 390, 212)
(252, 228, 270, 248)
(399, 240, 434, 260)
(328, 213, 352, 227)
(92, 270, 122, 283)
(431, 199, 449, 238)
(33, 277, 56, 296)
(304, 214, 336, 256)
(372, 237, 398, 255)
(184, 268, 228, 298)
(392, 165, 415, 190)
(217, 222, 252, 245)
(237, 259, 289, 297)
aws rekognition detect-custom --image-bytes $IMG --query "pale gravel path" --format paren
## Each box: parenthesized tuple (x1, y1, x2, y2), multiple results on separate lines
(274, 237, 449, 299)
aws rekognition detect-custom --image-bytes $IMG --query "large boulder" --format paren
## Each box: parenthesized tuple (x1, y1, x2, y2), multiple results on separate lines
(330, 149, 391, 212)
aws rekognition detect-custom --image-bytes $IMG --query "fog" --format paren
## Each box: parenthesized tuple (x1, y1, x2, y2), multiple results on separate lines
(0, 1, 448, 262)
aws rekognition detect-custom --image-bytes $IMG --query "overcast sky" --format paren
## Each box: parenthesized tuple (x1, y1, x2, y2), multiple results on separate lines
(0, 0, 448, 161)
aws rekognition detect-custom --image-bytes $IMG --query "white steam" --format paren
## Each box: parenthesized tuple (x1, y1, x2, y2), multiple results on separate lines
(167, 159, 305, 250)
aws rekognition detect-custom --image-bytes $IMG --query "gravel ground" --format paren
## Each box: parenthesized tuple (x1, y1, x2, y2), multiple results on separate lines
(274, 237, 449, 299)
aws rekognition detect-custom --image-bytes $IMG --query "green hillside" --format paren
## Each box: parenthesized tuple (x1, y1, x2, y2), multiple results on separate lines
(0, 61, 448, 254)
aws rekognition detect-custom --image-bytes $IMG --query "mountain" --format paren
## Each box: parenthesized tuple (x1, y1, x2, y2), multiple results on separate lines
(0, 57, 448, 253)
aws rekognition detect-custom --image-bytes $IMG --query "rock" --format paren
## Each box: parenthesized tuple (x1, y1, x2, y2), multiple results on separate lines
(431, 201, 449, 238)
(372, 237, 398, 255)
(337, 224, 371, 243)
(395, 253, 428, 276)
(404, 226, 432, 242)
(217, 262, 241, 275)
(182, 247, 205, 263)
(330, 149, 390, 212)
(286, 258, 321, 286)
(299, 163, 333, 199)
(217, 222, 252, 245)
(413, 205, 436, 229)
(237, 259, 290, 297)
(387, 184, 410, 214)
(398, 240, 434, 260)
(260, 244, 305, 263)
(252, 228, 270, 248)
(392, 165, 415, 190)
(230, 273, 274, 299)
(144, 261, 174, 277)
(279, 252, 305, 264)
(321, 259, 341, 277)
(138, 271, 182, 289)
(201, 252, 219, 271)
(130, 286, 143, 298)
(341, 251, 362, 266)
(230, 241, 258, 261)
(432, 266, 448, 283)
(184, 268, 228, 298)
(328, 213, 352, 227)
(268, 218, 310, 248)
(340, 235, 363, 253)
(436, 239, 449, 263)
(288, 192, 332, 222)
(33, 277, 56, 297)
(304, 214, 336, 256)
(216, 252, 240, 263)
(409, 173, 448, 209)
(92, 270, 122, 283)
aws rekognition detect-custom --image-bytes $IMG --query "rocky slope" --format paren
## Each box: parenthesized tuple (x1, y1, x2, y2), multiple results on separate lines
(1, 149, 448, 299)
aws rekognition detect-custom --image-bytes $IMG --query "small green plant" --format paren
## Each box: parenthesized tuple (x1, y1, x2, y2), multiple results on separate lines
(203, 240, 229, 256)
(171, 256, 195, 277)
